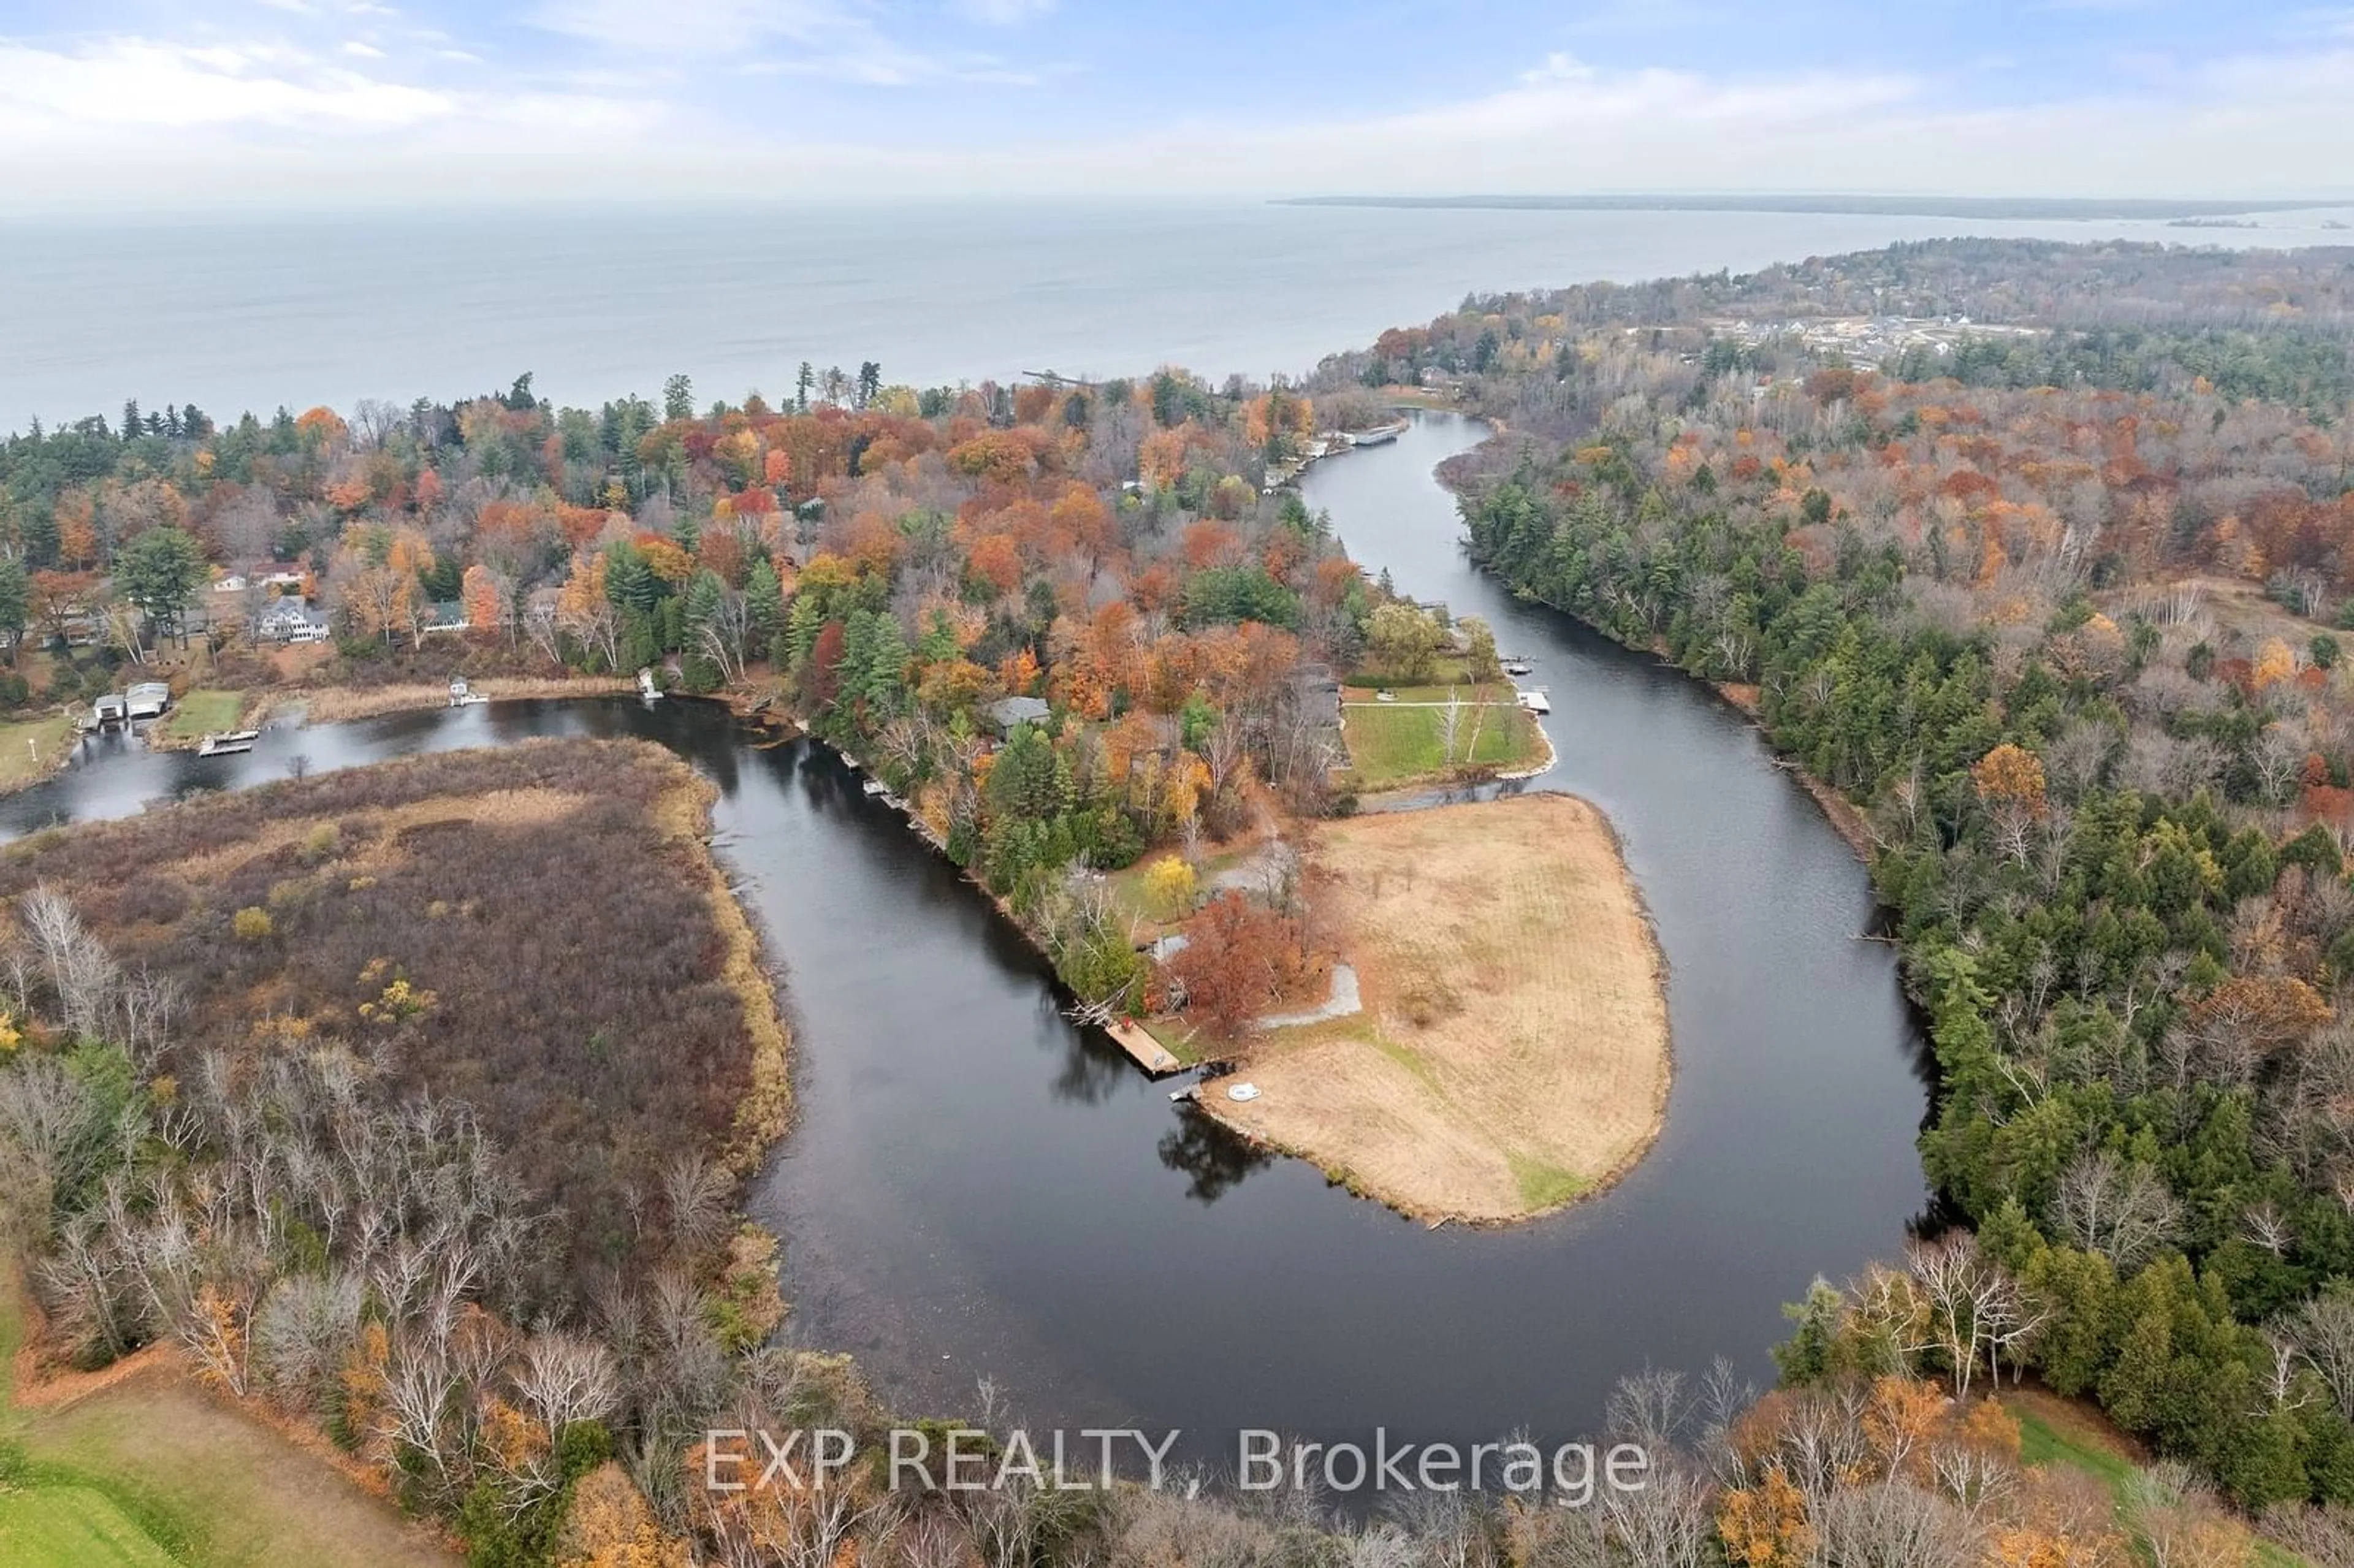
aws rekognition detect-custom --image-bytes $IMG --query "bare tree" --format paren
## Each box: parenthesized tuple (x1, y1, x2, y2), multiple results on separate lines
(1605, 1366, 1689, 1455)
(2263, 1501, 2354, 1567)
(660, 1151, 736, 1259)
(2280, 1289, 2354, 1422)
(0, 1050, 113, 1237)
(21, 885, 122, 1042)
(350, 398, 403, 449)
(1601, 1462, 1717, 1568)
(2049, 1149, 2182, 1270)
(1906, 1233, 2030, 1399)
(1813, 1479, 1979, 1568)
(515, 1330, 620, 1439)
(251, 1268, 365, 1413)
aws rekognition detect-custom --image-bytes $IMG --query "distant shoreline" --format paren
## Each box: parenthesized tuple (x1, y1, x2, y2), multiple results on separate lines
(1275, 194, 2345, 221)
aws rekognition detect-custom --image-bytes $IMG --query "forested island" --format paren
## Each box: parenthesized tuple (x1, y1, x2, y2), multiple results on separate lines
(1, 237, 2353, 1565)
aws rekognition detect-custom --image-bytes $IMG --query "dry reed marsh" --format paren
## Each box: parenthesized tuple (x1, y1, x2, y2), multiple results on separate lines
(0, 738, 790, 1298)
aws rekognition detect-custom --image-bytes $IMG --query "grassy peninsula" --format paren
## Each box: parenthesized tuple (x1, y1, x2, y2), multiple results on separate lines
(1205, 793, 1668, 1222)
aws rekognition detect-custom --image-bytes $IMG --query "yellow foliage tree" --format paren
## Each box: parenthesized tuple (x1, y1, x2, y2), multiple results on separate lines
(553, 1462, 691, 1568)
(1971, 742, 2049, 821)
(2253, 636, 2298, 690)
(1718, 1466, 1813, 1568)
(1143, 855, 1197, 920)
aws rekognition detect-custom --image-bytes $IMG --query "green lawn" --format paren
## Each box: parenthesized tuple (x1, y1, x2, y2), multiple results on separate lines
(1140, 1015, 1205, 1065)
(160, 691, 246, 743)
(2, 1271, 452, 1568)
(0, 715, 77, 791)
(1344, 655, 1476, 690)
(1102, 843, 1258, 929)
(1340, 699, 1541, 788)
(1, 1277, 197, 1566)
(2003, 1396, 2313, 1567)
(2011, 1402, 2133, 1491)
(0, 1485, 186, 1568)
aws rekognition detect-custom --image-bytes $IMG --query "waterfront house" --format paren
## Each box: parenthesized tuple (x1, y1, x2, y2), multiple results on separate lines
(257, 599, 330, 644)
(985, 695, 1051, 736)
(419, 599, 471, 636)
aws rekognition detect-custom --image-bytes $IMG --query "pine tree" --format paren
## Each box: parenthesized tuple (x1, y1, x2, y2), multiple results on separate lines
(863, 613, 909, 718)
(745, 558, 783, 644)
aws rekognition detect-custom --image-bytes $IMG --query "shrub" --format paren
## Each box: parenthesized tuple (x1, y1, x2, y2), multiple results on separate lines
(232, 906, 273, 941)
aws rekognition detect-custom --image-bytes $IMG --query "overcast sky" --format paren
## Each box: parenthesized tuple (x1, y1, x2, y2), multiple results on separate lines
(2, 0, 2351, 209)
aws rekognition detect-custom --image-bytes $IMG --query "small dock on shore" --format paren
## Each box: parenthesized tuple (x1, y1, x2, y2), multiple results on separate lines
(1105, 1020, 1181, 1075)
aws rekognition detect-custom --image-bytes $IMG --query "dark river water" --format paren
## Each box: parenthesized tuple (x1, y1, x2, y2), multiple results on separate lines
(0, 411, 1932, 1462)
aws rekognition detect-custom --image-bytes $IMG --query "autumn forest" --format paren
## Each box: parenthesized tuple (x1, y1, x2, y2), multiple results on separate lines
(4, 237, 2354, 1566)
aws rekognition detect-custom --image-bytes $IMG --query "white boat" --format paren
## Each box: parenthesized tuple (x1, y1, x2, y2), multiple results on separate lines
(1516, 689, 1551, 715)
(1503, 660, 1533, 677)
(861, 778, 891, 797)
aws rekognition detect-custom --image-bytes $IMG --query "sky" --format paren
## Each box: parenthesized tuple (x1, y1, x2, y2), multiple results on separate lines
(1, 0, 2351, 209)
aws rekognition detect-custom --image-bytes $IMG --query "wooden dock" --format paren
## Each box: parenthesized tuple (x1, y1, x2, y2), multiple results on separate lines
(1105, 1020, 1181, 1075)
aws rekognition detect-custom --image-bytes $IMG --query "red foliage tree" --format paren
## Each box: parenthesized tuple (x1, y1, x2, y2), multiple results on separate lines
(1168, 891, 1306, 1039)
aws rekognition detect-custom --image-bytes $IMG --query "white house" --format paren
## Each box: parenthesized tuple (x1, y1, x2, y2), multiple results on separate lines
(257, 599, 330, 644)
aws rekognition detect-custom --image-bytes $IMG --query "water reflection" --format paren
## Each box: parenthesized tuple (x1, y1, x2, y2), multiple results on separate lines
(1158, 1108, 1277, 1204)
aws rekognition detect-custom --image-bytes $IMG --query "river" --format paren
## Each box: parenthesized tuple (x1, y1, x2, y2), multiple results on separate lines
(0, 412, 1932, 1461)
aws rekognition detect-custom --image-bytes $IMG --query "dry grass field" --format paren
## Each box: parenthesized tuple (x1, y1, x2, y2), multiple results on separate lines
(1205, 793, 1669, 1222)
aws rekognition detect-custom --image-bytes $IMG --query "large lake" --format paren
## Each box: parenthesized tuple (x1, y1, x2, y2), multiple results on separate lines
(7, 201, 2352, 430)
(0, 413, 1933, 1461)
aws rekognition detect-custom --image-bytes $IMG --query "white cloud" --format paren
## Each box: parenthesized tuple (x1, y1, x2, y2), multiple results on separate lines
(0, 36, 651, 148)
(527, 0, 1039, 79)
(734, 44, 2347, 201)
(1519, 52, 1599, 85)
(0, 39, 452, 136)
(2283, 7, 2354, 39)
(1, 34, 2350, 208)
(949, 0, 1056, 22)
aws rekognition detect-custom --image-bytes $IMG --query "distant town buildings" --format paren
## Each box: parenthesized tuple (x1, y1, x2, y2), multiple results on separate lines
(1702, 314, 2043, 373)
